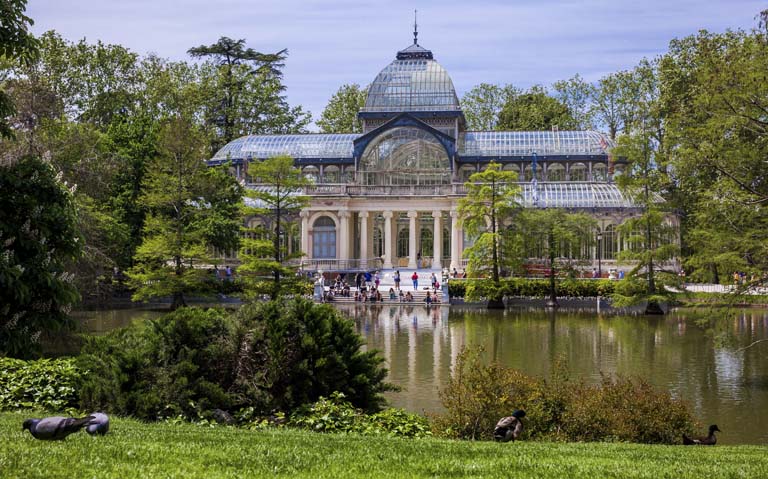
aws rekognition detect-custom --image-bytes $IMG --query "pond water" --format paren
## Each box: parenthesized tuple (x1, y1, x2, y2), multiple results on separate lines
(73, 304, 768, 444)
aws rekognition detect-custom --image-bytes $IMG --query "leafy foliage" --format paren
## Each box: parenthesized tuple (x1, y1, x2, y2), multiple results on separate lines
(454, 278, 617, 300)
(458, 162, 521, 295)
(498, 85, 578, 130)
(0, 155, 81, 358)
(317, 83, 366, 133)
(239, 155, 310, 299)
(0, 0, 39, 138)
(78, 299, 391, 420)
(127, 117, 242, 309)
(288, 392, 431, 438)
(0, 357, 83, 410)
(432, 346, 697, 444)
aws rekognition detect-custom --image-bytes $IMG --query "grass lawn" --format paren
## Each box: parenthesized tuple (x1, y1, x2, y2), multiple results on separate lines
(2, 412, 767, 478)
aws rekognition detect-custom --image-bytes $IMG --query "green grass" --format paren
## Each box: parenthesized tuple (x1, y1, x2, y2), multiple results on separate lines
(2, 412, 767, 478)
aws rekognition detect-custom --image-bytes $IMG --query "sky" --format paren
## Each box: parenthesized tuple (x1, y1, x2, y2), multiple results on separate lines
(27, 0, 766, 128)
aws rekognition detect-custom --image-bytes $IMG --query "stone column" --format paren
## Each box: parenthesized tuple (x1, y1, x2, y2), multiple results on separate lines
(408, 211, 418, 269)
(383, 211, 393, 269)
(432, 210, 442, 270)
(300, 210, 310, 259)
(338, 211, 350, 262)
(359, 211, 369, 268)
(450, 209, 461, 271)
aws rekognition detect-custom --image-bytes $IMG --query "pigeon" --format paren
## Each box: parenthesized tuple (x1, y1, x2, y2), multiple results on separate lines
(22, 415, 94, 440)
(85, 412, 110, 436)
(683, 424, 721, 445)
(493, 409, 526, 442)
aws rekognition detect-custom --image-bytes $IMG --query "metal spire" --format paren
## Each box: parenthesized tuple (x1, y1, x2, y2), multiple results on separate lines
(413, 9, 418, 45)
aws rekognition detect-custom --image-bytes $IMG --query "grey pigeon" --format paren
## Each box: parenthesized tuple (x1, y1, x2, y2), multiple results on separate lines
(493, 409, 526, 442)
(85, 412, 110, 436)
(22, 415, 94, 440)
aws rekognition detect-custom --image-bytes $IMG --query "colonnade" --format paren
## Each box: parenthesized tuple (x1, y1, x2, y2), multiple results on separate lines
(301, 207, 464, 271)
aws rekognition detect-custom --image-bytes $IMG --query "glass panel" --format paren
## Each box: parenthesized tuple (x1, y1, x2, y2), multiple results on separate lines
(360, 127, 450, 185)
(363, 58, 460, 112)
(460, 131, 614, 156)
(313, 216, 336, 258)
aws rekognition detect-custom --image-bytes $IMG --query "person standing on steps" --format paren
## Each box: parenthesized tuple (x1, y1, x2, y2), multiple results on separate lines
(411, 271, 419, 291)
(430, 272, 437, 290)
(394, 270, 401, 291)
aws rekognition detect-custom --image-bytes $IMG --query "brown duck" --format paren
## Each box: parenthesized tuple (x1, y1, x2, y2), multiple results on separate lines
(493, 410, 526, 442)
(683, 425, 721, 445)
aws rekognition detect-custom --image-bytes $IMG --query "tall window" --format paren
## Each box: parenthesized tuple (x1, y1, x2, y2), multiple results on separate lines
(421, 228, 433, 257)
(312, 216, 336, 258)
(602, 224, 617, 260)
(442, 226, 450, 259)
(397, 228, 409, 258)
(373, 226, 383, 258)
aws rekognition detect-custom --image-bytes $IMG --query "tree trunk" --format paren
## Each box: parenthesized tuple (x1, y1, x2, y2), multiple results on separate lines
(546, 233, 558, 308)
(171, 291, 187, 311)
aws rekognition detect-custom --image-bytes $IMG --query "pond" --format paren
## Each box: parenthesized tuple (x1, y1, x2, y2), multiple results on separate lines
(73, 304, 768, 444)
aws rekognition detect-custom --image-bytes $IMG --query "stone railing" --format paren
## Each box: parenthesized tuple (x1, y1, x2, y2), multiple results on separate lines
(303, 184, 468, 197)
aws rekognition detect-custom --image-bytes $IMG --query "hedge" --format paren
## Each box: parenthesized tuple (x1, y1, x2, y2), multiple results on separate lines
(449, 278, 616, 299)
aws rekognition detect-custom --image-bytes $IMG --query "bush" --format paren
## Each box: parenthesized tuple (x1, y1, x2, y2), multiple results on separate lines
(288, 392, 431, 438)
(449, 278, 616, 300)
(431, 346, 697, 444)
(78, 307, 236, 420)
(78, 299, 393, 420)
(230, 299, 393, 413)
(0, 357, 83, 410)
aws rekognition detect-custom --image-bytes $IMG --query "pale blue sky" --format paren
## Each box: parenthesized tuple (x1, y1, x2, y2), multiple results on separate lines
(28, 0, 766, 127)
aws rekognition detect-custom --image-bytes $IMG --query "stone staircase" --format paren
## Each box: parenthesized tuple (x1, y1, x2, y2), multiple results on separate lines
(320, 269, 447, 305)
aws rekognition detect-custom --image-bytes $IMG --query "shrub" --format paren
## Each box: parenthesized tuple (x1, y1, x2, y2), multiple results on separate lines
(450, 279, 616, 300)
(288, 392, 431, 438)
(432, 346, 698, 444)
(78, 307, 236, 420)
(0, 357, 83, 410)
(78, 299, 393, 421)
(230, 299, 393, 414)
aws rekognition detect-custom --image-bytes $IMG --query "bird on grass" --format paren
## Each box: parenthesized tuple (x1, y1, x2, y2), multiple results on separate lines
(683, 425, 721, 445)
(493, 410, 526, 442)
(22, 415, 95, 440)
(85, 412, 110, 436)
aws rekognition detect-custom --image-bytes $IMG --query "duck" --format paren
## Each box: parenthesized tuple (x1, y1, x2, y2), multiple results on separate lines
(23, 415, 94, 440)
(683, 425, 721, 445)
(493, 410, 526, 442)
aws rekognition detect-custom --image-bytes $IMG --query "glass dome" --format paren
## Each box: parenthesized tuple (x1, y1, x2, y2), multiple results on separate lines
(360, 127, 451, 185)
(362, 44, 460, 113)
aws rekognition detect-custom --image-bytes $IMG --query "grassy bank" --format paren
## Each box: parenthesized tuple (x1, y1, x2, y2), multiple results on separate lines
(2, 413, 767, 478)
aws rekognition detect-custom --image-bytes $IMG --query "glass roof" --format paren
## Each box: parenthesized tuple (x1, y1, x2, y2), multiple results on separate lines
(363, 45, 460, 112)
(211, 134, 359, 161)
(461, 131, 614, 157)
(519, 182, 639, 209)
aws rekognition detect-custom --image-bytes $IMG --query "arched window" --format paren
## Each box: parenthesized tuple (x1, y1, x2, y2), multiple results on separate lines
(397, 228, 409, 258)
(303, 165, 319, 183)
(323, 165, 340, 183)
(569, 163, 587, 181)
(421, 228, 433, 257)
(547, 163, 565, 181)
(459, 165, 475, 182)
(312, 216, 336, 258)
(360, 127, 451, 186)
(523, 164, 541, 181)
(592, 163, 607, 181)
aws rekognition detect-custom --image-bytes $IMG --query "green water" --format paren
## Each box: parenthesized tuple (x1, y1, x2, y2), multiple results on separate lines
(73, 304, 768, 444)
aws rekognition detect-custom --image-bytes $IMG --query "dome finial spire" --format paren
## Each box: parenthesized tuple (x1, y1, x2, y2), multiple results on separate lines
(413, 9, 418, 45)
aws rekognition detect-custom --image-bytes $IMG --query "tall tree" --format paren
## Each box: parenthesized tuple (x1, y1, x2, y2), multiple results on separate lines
(612, 128, 679, 314)
(497, 86, 578, 131)
(519, 209, 596, 307)
(188, 37, 308, 149)
(239, 155, 311, 299)
(0, 0, 39, 138)
(127, 117, 242, 309)
(317, 83, 366, 133)
(460, 83, 519, 131)
(458, 162, 521, 309)
(661, 15, 768, 284)
(552, 74, 595, 130)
